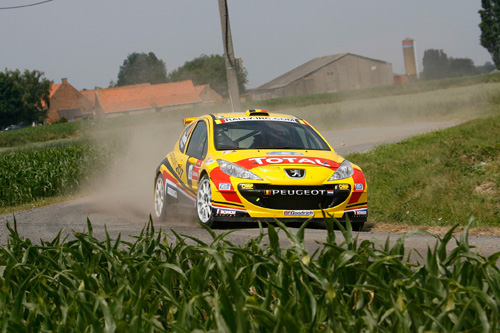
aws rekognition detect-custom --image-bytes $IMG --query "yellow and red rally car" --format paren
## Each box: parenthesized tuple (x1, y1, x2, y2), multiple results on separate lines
(154, 109, 367, 230)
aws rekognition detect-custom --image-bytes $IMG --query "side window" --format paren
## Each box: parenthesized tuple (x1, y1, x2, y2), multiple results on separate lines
(178, 122, 195, 153)
(186, 121, 208, 159)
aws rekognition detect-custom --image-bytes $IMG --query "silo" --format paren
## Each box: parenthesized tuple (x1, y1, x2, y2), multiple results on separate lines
(402, 38, 418, 79)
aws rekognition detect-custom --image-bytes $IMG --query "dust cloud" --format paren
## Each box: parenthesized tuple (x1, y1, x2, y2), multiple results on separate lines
(80, 114, 199, 227)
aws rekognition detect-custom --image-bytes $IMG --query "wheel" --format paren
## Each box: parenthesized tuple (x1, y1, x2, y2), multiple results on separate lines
(154, 173, 168, 221)
(196, 175, 215, 227)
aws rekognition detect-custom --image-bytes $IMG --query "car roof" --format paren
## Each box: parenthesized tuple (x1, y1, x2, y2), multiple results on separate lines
(184, 109, 300, 126)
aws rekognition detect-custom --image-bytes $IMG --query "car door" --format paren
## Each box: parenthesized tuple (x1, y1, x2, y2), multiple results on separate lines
(183, 120, 208, 193)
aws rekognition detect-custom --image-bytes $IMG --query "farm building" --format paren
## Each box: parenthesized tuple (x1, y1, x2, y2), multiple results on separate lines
(45, 79, 222, 123)
(251, 53, 393, 100)
(80, 80, 221, 118)
(45, 78, 97, 124)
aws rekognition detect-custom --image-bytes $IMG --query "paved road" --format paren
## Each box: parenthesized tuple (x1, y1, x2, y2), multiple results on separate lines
(1, 120, 498, 261)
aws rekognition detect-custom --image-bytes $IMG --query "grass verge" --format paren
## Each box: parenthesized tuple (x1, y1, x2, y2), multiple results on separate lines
(0, 216, 498, 331)
(348, 113, 500, 227)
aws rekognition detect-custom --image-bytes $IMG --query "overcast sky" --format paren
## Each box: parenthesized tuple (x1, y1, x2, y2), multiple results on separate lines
(0, 0, 492, 91)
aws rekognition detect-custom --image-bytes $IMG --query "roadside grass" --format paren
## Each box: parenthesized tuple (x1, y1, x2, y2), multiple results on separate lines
(284, 82, 500, 130)
(347, 112, 500, 227)
(0, 216, 498, 331)
(246, 72, 500, 112)
(0, 121, 89, 148)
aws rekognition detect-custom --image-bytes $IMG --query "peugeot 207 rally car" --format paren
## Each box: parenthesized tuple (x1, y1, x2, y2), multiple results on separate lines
(154, 109, 367, 230)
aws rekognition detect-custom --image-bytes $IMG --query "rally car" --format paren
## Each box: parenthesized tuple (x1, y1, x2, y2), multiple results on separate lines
(154, 109, 367, 230)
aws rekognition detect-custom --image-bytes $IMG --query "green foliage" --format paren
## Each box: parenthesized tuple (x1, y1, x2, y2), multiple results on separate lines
(0, 217, 498, 331)
(0, 121, 86, 148)
(54, 117, 68, 124)
(479, 0, 500, 69)
(421, 49, 478, 80)
(169, 54, 248, 97)
(0, 141, 118, 207)
(116, 52, 168, 86)
(0, 69, 50, 128)
(348, 114, 500, 227)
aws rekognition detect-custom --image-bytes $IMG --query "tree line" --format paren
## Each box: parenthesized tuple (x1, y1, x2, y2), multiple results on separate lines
(113, 52, 248, 99)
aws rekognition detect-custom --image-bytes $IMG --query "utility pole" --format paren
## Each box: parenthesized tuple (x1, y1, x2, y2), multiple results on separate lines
(218, 0, 241, 113)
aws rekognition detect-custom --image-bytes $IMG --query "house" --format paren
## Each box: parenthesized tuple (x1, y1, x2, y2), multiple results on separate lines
(45, 78, 96, 123)
(80, 80, 220, 117)
(45, 79, 223, 123)
(251, 53, 394, 100)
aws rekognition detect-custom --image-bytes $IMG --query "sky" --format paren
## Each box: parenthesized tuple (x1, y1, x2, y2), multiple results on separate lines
(0, 0, 492, 91)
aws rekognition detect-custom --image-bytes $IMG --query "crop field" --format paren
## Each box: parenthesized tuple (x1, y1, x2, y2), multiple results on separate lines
(0, 140, 120, 208)
(0, 217, 498, 331)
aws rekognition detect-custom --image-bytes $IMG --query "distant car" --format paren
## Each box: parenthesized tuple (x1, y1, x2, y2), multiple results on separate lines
(154, 109, 368, 230)
(3, 124, 25, 131)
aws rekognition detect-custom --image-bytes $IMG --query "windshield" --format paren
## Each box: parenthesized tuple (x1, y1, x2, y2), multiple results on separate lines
(214, 119, 330, 150)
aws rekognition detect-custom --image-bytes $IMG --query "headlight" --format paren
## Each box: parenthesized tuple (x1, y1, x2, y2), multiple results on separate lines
(217, 159, 262, 180)
(329, 160, 354, 181)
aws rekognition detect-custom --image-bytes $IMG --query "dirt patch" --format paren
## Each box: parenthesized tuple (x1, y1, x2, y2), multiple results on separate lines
(367, 222, 500, 236)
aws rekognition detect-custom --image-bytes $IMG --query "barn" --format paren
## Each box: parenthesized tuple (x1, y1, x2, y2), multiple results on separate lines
(251, 53, 393, 100)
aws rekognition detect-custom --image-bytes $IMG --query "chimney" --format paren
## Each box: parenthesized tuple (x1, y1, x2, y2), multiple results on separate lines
(61, 78, 68, 84)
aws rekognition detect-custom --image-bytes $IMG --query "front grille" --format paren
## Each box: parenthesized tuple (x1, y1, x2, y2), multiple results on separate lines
(238, 184, 350, 210)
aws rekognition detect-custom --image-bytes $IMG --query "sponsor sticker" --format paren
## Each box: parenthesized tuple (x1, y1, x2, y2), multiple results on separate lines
(167, 187, 178, 198)
(354, 209, 367, 216)
(271, 189, 330, 196)
(217, 116, 298, 123)
(216, 208, 237, 216)
(222, 150, 237, 155)
(283, 210, 314, 217)
(355, 183, 364, 191)
(338, 184, 349, 190)
(240, 184, 254, 190)
(249, 157, 331, 166)
(267, 151, 303, 156)
(218, 183, 232, 191)
(204, 159, 216, 165)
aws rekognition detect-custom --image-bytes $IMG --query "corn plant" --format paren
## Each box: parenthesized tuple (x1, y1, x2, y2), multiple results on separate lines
(0, 216, 499, 332)
(0, 141, 117, 207)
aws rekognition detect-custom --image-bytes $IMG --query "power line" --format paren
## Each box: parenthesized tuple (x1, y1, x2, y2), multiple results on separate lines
(0, 0, 54, 10)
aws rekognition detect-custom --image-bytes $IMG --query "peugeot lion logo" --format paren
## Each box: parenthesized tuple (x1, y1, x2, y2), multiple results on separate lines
(285, 169, 305, 179)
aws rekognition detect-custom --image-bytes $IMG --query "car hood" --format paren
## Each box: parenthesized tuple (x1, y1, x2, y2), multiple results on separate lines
(211, 149, 346, 185)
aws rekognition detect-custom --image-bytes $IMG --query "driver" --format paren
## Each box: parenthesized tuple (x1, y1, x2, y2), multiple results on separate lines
(263, 122, 290, 148)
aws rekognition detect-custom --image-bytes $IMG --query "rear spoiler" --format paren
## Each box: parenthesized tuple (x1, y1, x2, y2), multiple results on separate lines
(183, 117, 197, 126)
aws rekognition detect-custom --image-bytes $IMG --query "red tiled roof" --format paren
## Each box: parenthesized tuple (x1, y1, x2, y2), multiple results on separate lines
(81, 81, 203, 113)
(49, 84, 62, 98)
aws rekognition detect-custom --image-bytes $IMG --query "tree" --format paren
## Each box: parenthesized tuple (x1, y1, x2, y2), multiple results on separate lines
(168, 54, 248, 97)
(116, 52, 168, 86)
(422, 49, 478, 80)
(0, 69, 50, 128)
(479, 0, 500, 69)
(448, 58, 478, 77)
(422, 49, 450, 80)
(477, 61, 496, 73)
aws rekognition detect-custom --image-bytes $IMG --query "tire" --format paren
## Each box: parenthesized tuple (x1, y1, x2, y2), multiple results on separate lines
(196, 175, 215, 227)
(154, 173, 168, 221)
